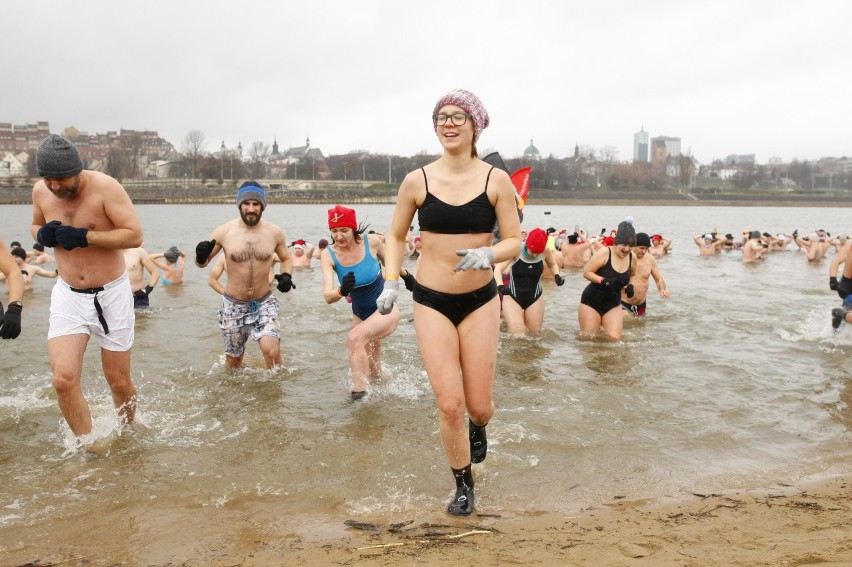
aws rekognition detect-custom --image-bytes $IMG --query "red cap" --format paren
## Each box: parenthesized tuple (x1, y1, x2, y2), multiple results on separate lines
(603, 236, 615, 246)
(328, 205, 357, 230)
(525, 228, 548, 254)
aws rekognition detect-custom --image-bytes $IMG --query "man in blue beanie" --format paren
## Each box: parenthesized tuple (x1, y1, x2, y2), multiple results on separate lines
(31, 134, 144, 447)
(194, 181, 295, 369)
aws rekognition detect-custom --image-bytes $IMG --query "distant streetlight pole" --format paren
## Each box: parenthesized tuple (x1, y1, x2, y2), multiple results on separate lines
(387, 155, 392, 183)
(220, 140, 225, 180)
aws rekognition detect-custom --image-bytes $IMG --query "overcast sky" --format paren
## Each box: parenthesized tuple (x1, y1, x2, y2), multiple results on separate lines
(5, 1, 849, 164)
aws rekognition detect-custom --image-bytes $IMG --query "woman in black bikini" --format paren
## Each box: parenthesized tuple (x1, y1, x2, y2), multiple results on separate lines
(579, 219, 637, 340)
(377, 89, 521, 516)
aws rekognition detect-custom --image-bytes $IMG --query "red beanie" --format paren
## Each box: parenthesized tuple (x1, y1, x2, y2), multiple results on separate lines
(328, 205, 357, 230)
(525, 228, 548, 254)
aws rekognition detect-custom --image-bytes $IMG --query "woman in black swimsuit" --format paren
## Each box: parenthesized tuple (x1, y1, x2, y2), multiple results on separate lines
(377, 89, 521, 516)
(579, 219, 637, 340)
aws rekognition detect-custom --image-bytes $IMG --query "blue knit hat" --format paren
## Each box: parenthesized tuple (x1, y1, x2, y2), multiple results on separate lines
(236, 181, 266, 210)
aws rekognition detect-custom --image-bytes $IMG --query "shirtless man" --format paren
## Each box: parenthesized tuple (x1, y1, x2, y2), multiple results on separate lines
(560, 233, 591, 267)
(829, 234, 848, 255)
(693, 233, 723, 256)
(830, 241, 852, 329)
(621, 232, 670, 317)
(149, 246, 186, 285)
(29, 243, 55, 264)
(770, 234, 794, 252)
(0, 238, 24, 339)
(123, 245, 160, 308)
(290, 239, 315, 268)
(4, 246, 58, 290)
(195, 181, 294, 369)
(649, 234, 672, 258)
(31, 134, 143, 440)
(795, 231, 830, 261)
(742, 230, 767, 263)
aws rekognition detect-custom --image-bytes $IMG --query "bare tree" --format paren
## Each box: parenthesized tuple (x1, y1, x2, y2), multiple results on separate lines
(247, 141, 271, 179)
(182, 129, 206, 178)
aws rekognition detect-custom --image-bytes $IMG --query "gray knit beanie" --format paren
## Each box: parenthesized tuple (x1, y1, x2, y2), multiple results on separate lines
(164, 246, 181, 263)
(37, 134, 84, 178)
(236, 181, 266, 210)
(614, 219, 636, 245)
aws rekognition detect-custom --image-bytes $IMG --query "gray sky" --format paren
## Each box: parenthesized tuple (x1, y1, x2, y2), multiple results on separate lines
(5, 1, 849, 164)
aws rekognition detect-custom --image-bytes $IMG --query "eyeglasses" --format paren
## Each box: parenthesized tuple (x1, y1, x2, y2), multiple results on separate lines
(435, 112, 470, 126)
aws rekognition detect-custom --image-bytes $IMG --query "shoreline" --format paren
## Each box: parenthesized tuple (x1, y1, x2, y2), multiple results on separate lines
(7, 471, 851, 566)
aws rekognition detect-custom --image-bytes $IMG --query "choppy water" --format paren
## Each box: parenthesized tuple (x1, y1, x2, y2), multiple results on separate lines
(1, 202, 851, 561)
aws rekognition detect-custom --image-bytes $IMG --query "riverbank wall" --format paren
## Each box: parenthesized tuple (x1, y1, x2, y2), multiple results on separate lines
(2, 182, 850, 207)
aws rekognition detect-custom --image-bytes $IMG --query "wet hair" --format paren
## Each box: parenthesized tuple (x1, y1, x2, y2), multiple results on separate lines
(10, 247, 27, 260)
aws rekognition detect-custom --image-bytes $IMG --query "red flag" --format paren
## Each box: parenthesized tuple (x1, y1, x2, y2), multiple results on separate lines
(510, 166, 531, 210)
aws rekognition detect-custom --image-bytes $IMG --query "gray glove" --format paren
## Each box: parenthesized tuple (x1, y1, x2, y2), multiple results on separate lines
(376, 279, 399, 315)
(454, 247, 495, 271)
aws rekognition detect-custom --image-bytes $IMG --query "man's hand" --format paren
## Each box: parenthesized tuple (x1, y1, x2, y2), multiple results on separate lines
(0, 301, 22, 339)
(454, 247, 495, 271)
(37, 220, 62, 248)
(625, 283, 635, 298)
(338, 271, 356, 297)
(376, 280, 399, 315)
(195, 239, 216, 264)
(554, 274, 565, 286)
(830, 276, 839, 291)
(55, 226, 89, 250)
(274, 272, 295, 292)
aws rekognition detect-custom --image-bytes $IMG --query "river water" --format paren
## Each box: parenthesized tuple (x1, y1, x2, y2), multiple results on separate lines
(1, 202, 850, 563)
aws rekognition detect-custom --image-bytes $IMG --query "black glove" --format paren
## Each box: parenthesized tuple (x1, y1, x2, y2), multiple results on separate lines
(497, 284, 510, 296)
(792, 229, 798, 238)
(37, 220, 62, 247)
(0, 301, 22, 339)
(133, 289, 148, 301)
(600, 228, 606, 236)
(625, 283, 635, 298)
(55, 226, 89, 250)
(144, 284, 154, 296)
(400, 270, 415, 292)
(830, 276, 839, 291)
(339, 271, 356, 297)
(601, 277, 623, 292)
(838, 277, 852, 299)
(554, 274, 565, 286)
(195, 239, 216, 264)
(274, 272, 295, 292)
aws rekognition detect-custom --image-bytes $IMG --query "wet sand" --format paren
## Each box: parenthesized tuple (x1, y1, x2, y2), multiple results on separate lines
(9, 473, 850, 566)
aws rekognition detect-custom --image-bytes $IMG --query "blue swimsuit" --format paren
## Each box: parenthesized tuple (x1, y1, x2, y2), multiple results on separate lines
(327, 237, 384, 320)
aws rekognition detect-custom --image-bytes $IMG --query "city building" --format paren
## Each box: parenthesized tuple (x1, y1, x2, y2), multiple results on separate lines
(633, 127, 649, 163)
(650, 135, 681, 167)
(0, 121, 50, 152)
(523, 138, 541, 161)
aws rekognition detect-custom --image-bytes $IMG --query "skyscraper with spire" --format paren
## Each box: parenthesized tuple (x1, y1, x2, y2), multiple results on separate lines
(634, 126, 649, 163)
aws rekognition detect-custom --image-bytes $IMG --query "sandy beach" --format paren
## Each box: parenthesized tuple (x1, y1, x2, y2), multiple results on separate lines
(265, 475, 852, 566)
(11, 473, 850, 566)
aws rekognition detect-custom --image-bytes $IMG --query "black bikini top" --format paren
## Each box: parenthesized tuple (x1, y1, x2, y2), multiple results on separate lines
(418, 167, 498, 234)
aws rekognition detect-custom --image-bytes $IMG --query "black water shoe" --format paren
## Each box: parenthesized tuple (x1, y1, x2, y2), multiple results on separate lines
(447, 484, 474, 516)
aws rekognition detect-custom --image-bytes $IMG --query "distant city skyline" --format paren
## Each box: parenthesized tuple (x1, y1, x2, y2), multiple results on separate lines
(3, 2, 850, 166)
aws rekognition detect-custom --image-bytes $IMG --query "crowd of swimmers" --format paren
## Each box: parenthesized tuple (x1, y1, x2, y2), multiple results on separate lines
(3, 89, 851, 518)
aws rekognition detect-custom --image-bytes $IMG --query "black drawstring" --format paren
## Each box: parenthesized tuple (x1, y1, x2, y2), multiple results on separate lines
(69, 286, 110, 334)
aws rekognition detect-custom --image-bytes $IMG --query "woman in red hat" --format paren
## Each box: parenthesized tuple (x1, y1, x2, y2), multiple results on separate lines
(376, 89, 522, 516)
(494, 228, 564, 336)
(320, 205, 411, 399)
